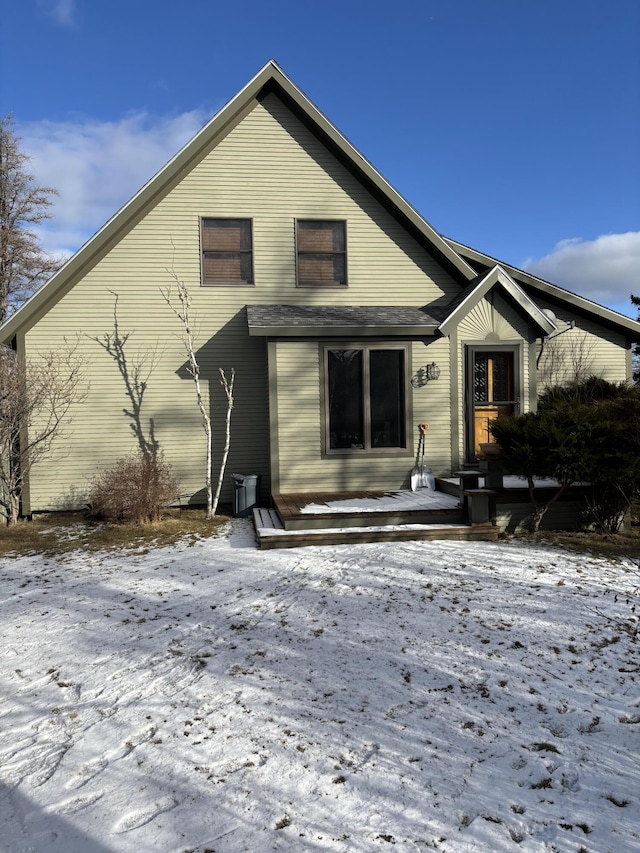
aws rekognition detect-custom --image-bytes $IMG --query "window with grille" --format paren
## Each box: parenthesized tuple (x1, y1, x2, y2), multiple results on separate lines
(297, 220, 347, 286)
(201, 218, 253, 285)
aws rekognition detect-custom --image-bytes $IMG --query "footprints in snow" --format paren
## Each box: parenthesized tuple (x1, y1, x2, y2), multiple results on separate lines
(113, 795, 177, 834)
(66, 723, 157, 790)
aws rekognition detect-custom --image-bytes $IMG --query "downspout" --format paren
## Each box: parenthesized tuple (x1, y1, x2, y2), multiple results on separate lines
(536, 319, 576, 369)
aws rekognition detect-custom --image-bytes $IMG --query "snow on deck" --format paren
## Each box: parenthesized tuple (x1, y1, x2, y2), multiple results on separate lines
(298, 488, 460, 514)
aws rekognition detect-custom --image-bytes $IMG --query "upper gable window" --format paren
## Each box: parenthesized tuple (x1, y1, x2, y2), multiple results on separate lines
(201, 218, 253, 286)
(297, 220, 347, 287)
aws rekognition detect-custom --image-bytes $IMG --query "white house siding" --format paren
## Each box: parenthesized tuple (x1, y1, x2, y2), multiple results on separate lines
(22, 92, 459, 512)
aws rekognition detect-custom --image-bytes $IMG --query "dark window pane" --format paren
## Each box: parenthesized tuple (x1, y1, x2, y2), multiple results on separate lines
(492, 353, 512, 402)
(369, 350, 405, 447)
(473, 352, 513, 403)
(328, 350, 364, 449)
(474, 355, 489, 403)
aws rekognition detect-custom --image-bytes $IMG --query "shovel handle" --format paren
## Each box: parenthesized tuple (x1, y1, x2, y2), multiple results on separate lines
(418, 422, 429, 435)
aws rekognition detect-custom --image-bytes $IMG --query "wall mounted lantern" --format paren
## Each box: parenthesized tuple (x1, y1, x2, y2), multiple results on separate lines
(411, 361, 441, 388)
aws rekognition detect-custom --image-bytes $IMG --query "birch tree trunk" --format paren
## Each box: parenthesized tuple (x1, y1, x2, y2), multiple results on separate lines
(162, 278, 235, 519)
(212, 368, 234, 516)
(161, 279, 213, 519)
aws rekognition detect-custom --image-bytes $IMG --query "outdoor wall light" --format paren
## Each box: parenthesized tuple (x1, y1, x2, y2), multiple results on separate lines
(411, 361, 441, 388)
(425, 361, 441, 381)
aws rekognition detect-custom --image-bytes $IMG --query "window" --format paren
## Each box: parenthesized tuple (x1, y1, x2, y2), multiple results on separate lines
(325, 347, 407, 451)
(297, 220, 346, 286)
(201, 218, 253, 285)
(473, 351, 514, 405)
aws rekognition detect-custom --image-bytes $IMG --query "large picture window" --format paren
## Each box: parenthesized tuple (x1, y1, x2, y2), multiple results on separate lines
(297, 220, 347, 286)
(201, 218, 253, 285)
(326, 346, 407, 451)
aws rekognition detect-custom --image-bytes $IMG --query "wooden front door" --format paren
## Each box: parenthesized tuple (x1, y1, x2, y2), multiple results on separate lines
(471, 350, 517, 456)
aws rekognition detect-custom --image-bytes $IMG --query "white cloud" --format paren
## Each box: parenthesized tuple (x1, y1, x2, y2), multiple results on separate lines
(18, 110, 209, 257)
(38, 0, 76, 27)
(523, 232, 640, 315)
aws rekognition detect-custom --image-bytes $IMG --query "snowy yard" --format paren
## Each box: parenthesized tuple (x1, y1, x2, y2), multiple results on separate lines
(0, 519, 639, 852)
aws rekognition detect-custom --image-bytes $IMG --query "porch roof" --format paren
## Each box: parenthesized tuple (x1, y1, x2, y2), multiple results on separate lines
(246, 304, 440, 337)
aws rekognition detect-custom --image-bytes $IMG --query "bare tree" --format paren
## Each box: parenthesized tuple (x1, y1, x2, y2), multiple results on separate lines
(213, 367, 235, 515)
(161, 277, 234, 519)
(0, 115, 61, 324)
(0, 343, 86, 525)
(537, 328, 595, 390)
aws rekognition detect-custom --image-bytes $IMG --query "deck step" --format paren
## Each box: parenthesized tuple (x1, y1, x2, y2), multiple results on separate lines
(252, 509, 498, 549)
(273, 490, 464, 531)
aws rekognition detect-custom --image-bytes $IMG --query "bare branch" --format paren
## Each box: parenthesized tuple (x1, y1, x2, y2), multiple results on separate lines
(161, 276, 213, 519)
(537, 329, 596, 390)
(0, 115, 63, 323)
(0, 341, 87, 524)
(212, 368, 235, 516)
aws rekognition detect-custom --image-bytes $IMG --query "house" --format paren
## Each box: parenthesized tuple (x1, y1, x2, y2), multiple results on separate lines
(2, 60, 640, 528)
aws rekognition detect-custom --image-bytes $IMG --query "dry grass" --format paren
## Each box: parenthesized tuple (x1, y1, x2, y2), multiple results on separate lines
(523, 524, 640, 561)
(2, 505, 640, 562)
(0, 508, 231, 558)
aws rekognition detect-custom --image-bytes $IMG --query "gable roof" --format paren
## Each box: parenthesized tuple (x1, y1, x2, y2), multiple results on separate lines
(445, 237, 640, 341)
(438, 264, 557, 337)
(0, 60, 477, 346)
(4, 61, 639, 347)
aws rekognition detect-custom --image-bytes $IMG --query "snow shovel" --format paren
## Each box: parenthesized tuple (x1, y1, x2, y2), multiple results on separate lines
(411, 423, 435, 491)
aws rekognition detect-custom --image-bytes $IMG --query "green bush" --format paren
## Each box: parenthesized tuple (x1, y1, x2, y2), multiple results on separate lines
(491, 378, 640, 533)
(89, 450, 180, 524)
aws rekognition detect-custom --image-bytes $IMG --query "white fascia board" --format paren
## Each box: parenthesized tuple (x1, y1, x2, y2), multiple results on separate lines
(445, 237, 640, 339)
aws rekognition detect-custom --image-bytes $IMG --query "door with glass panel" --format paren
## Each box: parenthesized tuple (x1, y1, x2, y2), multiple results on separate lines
(469, 349, 518, 456)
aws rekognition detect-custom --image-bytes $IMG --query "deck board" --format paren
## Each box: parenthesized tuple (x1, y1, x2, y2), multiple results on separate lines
(254, 521, 499, 549)
(253, 486, 498, 548)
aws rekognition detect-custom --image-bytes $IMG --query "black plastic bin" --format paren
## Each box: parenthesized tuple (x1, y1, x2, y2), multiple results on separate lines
(232, 473, 262, 517)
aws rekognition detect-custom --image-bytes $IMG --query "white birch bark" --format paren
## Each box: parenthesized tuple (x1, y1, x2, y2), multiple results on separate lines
(212, 368, 234, 516)
(161, 279, 213, 518)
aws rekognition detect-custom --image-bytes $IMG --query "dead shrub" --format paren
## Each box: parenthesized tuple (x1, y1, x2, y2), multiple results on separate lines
(89, 450, 179, 524)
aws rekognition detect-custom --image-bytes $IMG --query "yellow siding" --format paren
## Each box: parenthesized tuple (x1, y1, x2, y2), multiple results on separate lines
(453, 295, 533, 463)
(274, 337, 451, 494)
(21, 87, 633, 512)
(534, 299, 628, 389)
(24, 93, 458, 511)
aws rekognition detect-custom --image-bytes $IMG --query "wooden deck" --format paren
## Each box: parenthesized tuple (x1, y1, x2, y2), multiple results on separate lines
(273, 488, 465, 530)
(252, 487, 499, 549)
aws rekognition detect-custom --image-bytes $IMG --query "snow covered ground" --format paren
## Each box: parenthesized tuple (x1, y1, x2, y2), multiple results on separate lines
(0, 520, 638, 853)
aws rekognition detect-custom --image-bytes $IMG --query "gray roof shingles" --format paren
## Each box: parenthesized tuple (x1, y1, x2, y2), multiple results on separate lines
(246, 304, 439, 329)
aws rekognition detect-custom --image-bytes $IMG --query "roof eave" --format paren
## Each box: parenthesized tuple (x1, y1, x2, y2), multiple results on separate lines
(248, 324, 439, 338)
(445, 237, 640, 340)
(0, 61, 477, 345)
(438, 264, 556, 337)
(1, 68, 277, 344)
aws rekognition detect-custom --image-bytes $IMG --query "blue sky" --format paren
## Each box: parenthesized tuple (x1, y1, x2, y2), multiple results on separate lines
(3, 0, 639, 316)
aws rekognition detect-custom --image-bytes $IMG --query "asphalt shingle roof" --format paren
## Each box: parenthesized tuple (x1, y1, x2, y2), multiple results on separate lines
(246, 304, 439, 329)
